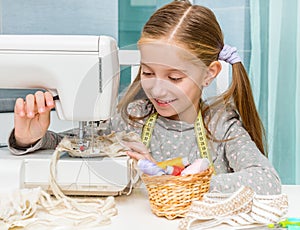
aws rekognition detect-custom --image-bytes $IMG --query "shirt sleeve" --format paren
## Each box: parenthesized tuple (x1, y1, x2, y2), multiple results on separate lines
(8, 129, 63, 155)
(209, 108, 282, 195)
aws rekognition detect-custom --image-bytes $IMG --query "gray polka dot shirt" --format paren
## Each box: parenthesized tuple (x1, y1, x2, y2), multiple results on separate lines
(8, 100, 282, 195)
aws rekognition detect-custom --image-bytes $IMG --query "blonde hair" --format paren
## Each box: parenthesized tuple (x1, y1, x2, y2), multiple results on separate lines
(117, 1, 266, 155)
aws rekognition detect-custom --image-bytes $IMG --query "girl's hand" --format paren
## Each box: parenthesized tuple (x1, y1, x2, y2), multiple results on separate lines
(14, 91, 55, 147)
(123, 141, 156, 163)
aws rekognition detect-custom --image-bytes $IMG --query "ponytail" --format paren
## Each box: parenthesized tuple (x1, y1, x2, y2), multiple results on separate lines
(222, 63, 267, 156)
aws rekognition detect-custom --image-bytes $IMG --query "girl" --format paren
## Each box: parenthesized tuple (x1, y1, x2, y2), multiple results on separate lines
(9, 0, 281, 195)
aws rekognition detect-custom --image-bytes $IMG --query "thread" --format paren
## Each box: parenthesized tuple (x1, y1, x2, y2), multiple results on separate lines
(165, 165, 185, 176)
(181, 158, 210, 176)
(157, 157, 189, 170)
(137, 159, 166, 176)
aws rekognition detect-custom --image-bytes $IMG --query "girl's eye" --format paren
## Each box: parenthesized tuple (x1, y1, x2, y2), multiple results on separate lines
(168, 76, 182, 82)
(141, 71, 153, 76)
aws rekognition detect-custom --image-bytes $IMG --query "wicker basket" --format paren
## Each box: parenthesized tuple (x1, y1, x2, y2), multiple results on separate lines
(141, 167, 213, 220)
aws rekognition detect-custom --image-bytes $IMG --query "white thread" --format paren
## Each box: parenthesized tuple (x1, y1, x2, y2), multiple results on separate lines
(0, 185, 117, 229)
(168, 6, 192, 42)
(60, 131, 141, 158)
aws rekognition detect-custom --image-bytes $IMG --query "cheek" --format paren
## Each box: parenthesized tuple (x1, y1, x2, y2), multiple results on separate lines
(141, 79, 157, 98)
(140, 78, 154, 90)
(178, 82, 201, 102)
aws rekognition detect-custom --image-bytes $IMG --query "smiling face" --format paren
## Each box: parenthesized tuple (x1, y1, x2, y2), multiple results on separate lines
(139, 42, 209, 123)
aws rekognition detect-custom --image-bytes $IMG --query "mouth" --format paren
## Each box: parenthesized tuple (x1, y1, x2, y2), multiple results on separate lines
(154, 98, 177, 106)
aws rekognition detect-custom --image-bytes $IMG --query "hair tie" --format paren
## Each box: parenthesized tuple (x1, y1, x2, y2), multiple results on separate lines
(218, 44, 242, 64)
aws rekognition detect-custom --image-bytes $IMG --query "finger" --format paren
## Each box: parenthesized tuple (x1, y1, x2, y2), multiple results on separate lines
(14, 98, 26, 117)
(123, 141, 149, 154)
(38, 92, 53, 125)
(44, 91, 55, 109)
(25, 94, 36, 118)
(126, 151, 145, 161)
(146, 155, 157, 163)
(127, 151, 156, 163)
(142, 155, 157, 164)
(35, 91, 46, 113)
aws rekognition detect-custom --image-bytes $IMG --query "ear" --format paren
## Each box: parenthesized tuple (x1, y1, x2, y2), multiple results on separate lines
(202, 61, 222, 87)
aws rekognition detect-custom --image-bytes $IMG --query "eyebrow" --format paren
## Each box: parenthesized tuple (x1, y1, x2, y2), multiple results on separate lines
(140, 62, 188, 74)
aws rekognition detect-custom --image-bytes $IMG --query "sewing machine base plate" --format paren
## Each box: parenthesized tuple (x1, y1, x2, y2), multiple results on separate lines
(0, 149, 133, 196)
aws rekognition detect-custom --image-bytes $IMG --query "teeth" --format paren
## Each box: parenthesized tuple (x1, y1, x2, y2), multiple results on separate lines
(156, 99, 175, 104)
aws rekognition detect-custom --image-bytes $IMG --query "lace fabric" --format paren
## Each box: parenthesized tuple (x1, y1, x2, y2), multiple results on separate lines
(179, 186, 288, 230)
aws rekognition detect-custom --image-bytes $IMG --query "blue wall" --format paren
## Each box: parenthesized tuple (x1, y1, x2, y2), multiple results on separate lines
(0, 0, 118, 37)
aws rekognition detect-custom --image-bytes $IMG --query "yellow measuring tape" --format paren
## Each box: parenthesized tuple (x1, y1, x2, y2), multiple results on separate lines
(141, 112, 158, 148)
(141, 111, 214, 171)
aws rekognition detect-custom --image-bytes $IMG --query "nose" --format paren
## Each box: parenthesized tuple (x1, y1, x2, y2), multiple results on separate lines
(143, 78, 168, 98)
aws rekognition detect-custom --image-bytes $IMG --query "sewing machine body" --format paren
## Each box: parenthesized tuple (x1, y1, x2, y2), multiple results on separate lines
(0, 35, 119, 121)
(0, 35, 134, 196)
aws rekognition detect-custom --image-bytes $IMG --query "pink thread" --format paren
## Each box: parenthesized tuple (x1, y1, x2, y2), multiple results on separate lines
(180, 158, 210, 176)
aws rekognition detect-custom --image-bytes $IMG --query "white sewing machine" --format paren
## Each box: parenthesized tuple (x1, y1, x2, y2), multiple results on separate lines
(0, 35, 137, 196)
